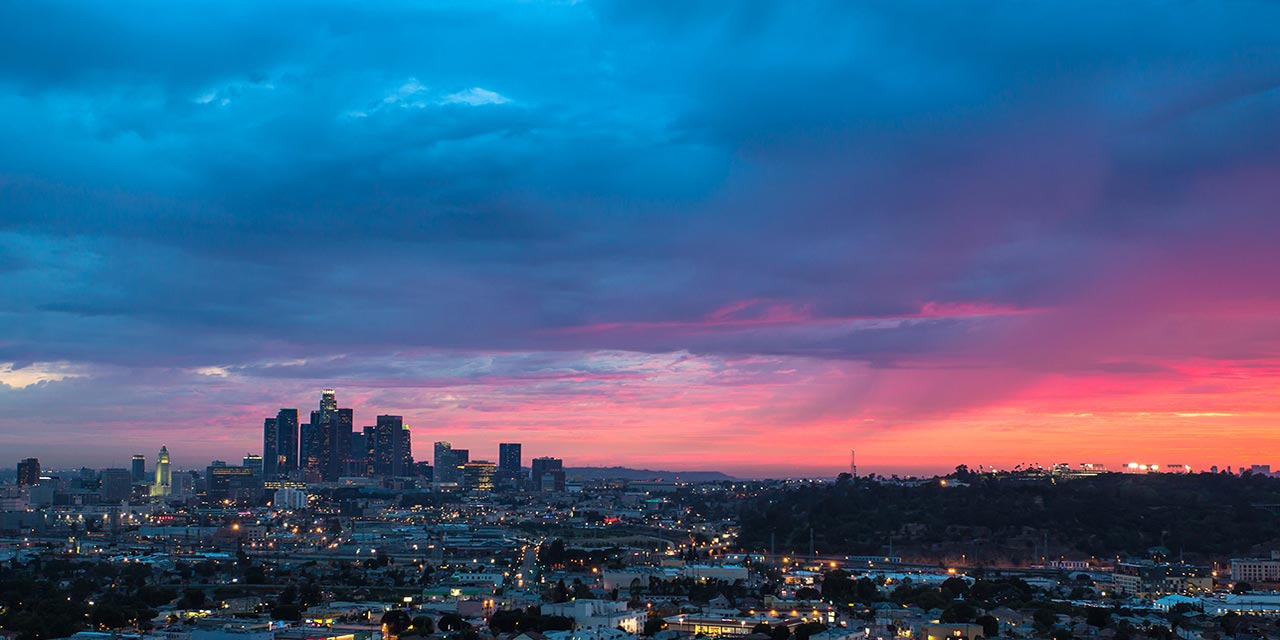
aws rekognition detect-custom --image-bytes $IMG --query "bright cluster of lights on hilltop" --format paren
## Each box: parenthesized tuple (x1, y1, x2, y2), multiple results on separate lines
(1126, 462, 1193, 473)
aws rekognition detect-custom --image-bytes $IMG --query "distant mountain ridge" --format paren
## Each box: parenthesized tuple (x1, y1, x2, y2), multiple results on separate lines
(565, 466, 734, 481)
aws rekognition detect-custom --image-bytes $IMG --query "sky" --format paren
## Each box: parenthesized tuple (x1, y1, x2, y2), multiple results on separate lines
(2, 1, 1280, 478)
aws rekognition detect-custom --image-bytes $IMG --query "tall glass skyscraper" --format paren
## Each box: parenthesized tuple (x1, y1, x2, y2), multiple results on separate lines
(262, 417, 279, 477)
(276, 408, 300, 474)
(131, 454, 146, 482)
(499, 443, 522, 476)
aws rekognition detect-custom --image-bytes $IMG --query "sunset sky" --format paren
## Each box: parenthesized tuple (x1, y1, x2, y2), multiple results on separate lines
(2, 2, 1280, 477)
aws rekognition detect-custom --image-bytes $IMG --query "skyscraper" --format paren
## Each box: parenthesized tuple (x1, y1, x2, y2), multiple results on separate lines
(16, 458, 40, 486)
(262, 417, 279, 477)
(452, 448, 469, 482)
(100, 468, 132, 502)
(531, 456, 564, 492)
(131, 454, 146, 482)
(300, 390, 353, 481)
(361, 425, 376, 476)
(335, 407, 354, 477)
(242, 454, 264, 476)
(499, 443, 522, 477)
(300, 418, 331, 481)
(434, 441, 453, 483)
(320, 388, 337, 416)
(372, 415, 411, 476)
(150, 446, 172, 497)
(462, 461, 497, 493)
(276, 408, 300, 474)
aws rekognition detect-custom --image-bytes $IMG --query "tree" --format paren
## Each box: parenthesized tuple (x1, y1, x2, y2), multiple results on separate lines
(411, 616, 435, 635)
(1233, 582, 1253, 594)
(940, 602, 976, 623)
(794, 622, 826, 640)
(92, 605, 130, 630)
(438, 613, 470, 632)
(1033, 608, 1057, 632)
(644, 619, 668, 636)
(271, 605, 302, 622)
(381, 610, 412, 639)
(752, 622, 772, 635)
(976, 615, 998, 638)
(178, 589, 207, 610)
(1085, 607, 1111, 629)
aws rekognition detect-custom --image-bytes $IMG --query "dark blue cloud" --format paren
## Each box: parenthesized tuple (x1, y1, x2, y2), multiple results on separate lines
(0, 0, 1278, 370)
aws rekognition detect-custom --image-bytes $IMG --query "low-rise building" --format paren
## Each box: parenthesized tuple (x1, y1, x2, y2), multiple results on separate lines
(1112, 561, 1212, 596)
(1231, 552, 1280, 584)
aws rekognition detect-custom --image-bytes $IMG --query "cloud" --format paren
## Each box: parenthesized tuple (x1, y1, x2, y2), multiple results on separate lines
(0, 361, 89, 388)
(441, 87, 511, 106)
(0, 1, 1278, 474)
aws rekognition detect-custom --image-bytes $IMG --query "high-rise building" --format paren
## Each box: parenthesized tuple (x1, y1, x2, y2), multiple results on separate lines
(100, 468, 132, 502)
(150, 446, 172, 497)
(131, 454, 146, 483)
(372, 415, 411, 476)
(79, 467, 99, 490)
(462, 461, 497, 493)
(299, 421, 316, 472)
(276, 408, 300, 474)
(361, 426, 376, 476)
(499, 443, 522, 480)
(16, 458, 40, 486)
(531, 456, 564, 492)
(434, 441, 453, 483)
(335, 407, 354, 477)
(302, 390, 353, 481)
(351, 429, 368, 475)
(401, 425, 413, 474)
(207, 464, 259, 501)
(262, 417, 279, 477)
(452, 448, 469, 483)
(242, 454, 264, 476)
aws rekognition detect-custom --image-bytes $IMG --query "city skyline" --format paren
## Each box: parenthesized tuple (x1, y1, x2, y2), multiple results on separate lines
(10, 384, 1275, 480)
(3, 3, 1280, 477)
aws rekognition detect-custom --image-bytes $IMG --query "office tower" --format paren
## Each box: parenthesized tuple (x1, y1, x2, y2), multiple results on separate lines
(413, 461, 433, 481)
(372, 415, 411, 476)
(361, 426, 376, 476)
(531, 456, 564, 491)
(434, 441, 453, 483)
(303, 390, 352, 482)
(131, 454, 146, 482)
(276, 408, 300, 474)
(79, 467, 99, 490)
(336, 407, 354, 477)
(242, 454, 264, 476)
(499, 443, 522, 480)
(262, 417, 279, 477)
(462, 461, 497, 493)
(499, 443, 522, 473)
(540, 468, 566, 492)
(100, 468, 132, 502)
(16, 458, 40, 486)
(351, 430, 368, 475)
(150, 446, 172, 496)
(207, 464, 259, 501)
(401, 425, 414, 473)
(452, 448, 469, 482)
(299, 421, 315, 471)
